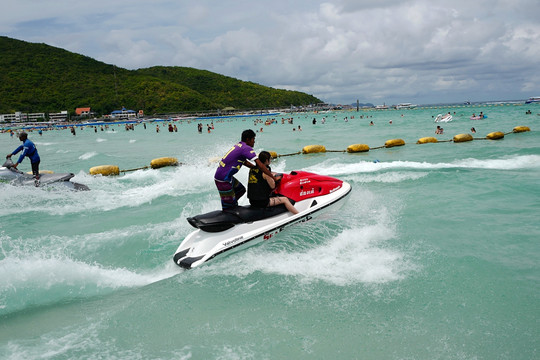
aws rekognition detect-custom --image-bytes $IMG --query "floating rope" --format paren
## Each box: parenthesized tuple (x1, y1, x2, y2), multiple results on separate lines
(120, 166, 149, 173)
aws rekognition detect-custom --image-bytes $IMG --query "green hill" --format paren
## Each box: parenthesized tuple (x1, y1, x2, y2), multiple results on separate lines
(0, 36, 321, 116)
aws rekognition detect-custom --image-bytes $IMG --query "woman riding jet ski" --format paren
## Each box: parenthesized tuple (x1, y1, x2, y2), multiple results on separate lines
(173, 169, 351, 269)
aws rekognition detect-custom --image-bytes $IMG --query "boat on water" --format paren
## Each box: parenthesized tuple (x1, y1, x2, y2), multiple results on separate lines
(395, 103, 418, 109)
(0, 159, 89, 190)
(173, 171, 351, 269)
(375, 104, 389, 110)
(434, 113, 453, 123)
(525, 96, 540, 104)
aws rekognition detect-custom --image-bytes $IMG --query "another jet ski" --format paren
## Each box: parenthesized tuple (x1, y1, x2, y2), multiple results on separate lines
(434, 113, 453, 123)
(173, 171, 351, 269)
(0, 159, 89, 190)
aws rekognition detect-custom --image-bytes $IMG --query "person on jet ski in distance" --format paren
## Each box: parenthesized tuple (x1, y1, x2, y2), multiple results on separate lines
(248, 151, 299, 214)
(215, 129, 278, 210)
(6, 132, 41, 184)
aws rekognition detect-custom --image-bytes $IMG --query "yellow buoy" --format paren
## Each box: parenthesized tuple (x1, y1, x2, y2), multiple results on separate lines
(416, 137, 438, 144)
(89, 165, 120, 176)
(269, 151, 278, 159)
(384, 139, 405, 148)
(486, 131, 504, 140)
(302, 145, 326, 154)
(453, 134, 473, 143)
(150, 157, 178, 169)
(346, 144, 370, 153)
(513, 126, 530, 133)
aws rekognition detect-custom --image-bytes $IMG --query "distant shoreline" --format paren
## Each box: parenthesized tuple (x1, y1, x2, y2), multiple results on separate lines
(1, 99, 535, 131)
(1, 112, 283, 130)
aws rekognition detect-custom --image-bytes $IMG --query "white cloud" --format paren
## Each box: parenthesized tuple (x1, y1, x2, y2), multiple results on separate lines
(2, 0, 539, 104)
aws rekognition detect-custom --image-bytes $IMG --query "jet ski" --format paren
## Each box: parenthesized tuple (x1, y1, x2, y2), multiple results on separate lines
(173, 171, 351, 269)
(0, 159, 89, 190)
(434, 114, 453, 123)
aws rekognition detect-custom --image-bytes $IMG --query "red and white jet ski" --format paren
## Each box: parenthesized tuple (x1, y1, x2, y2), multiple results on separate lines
(173, 171, 351, 269)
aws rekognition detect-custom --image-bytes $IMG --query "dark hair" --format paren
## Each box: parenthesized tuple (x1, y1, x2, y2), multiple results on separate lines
(241, 129, 256, 142)
(258, 151, 271, 164)
(19, 132, 28, 141)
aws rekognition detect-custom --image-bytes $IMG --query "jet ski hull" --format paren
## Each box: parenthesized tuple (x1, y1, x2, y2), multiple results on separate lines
(173, 175, 351, 269)
(0, 161, 89, 190)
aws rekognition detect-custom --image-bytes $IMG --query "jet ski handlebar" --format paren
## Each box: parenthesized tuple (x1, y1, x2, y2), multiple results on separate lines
(2, 159, 23, 173)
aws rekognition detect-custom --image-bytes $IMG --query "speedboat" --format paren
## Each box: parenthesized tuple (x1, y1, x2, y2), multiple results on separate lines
(434, 114, 453, 123)
(0, 159, 89, 190)
(525, 96, 540, 104)
(173, 171, 351, 269)
(395, 103, 417, 109)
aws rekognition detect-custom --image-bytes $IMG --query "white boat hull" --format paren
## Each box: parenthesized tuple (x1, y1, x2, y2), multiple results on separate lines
(174, 181, 351, 269)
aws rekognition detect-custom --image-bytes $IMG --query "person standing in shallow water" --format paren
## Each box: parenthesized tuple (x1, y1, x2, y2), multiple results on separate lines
(214, 129, 278, 210)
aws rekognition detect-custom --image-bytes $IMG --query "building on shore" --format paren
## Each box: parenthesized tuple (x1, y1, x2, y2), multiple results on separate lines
(75, 107, 92, 117)
(49, 111, 69, 122)
(109, 107, 137, 120)
(0, 111, 46, 123)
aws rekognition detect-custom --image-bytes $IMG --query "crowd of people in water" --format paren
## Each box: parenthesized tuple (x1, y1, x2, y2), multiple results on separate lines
(2, 108, 496, 140)
(2, 113, 379, 136)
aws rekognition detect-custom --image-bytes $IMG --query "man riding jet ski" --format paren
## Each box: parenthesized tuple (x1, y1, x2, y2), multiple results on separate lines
(173, 170, 351, 269)
(1, 158, 89, 190)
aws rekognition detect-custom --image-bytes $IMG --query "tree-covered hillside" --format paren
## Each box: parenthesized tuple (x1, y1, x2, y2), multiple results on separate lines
(0, 36, 321, 115)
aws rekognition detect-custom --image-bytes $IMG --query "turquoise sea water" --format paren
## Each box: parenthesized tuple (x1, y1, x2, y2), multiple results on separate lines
(1, 104, 539, 359)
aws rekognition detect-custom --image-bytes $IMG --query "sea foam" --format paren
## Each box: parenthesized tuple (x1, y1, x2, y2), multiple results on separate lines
(306, 154, 540, 175)
(79, 151, 98, 160)
(0, 255, 177, 316)
(195, 188, 414, 286)
(0, 164, 216, 216)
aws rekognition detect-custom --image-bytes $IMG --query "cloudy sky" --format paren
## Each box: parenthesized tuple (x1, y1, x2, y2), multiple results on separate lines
(2, 0, 539, 105)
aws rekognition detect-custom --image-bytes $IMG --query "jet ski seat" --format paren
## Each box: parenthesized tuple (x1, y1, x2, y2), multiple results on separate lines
(187, 203, 292, 233)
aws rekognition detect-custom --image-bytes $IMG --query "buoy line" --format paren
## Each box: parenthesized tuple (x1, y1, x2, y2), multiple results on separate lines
(89, 157, 179, 176)
(268, 125, 531, 157)
(88, 126, 531, 174)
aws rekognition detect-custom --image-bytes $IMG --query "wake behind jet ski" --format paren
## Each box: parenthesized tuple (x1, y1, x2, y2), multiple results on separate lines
(0, 159, 89, 190)
(173, 171, 351, 269)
